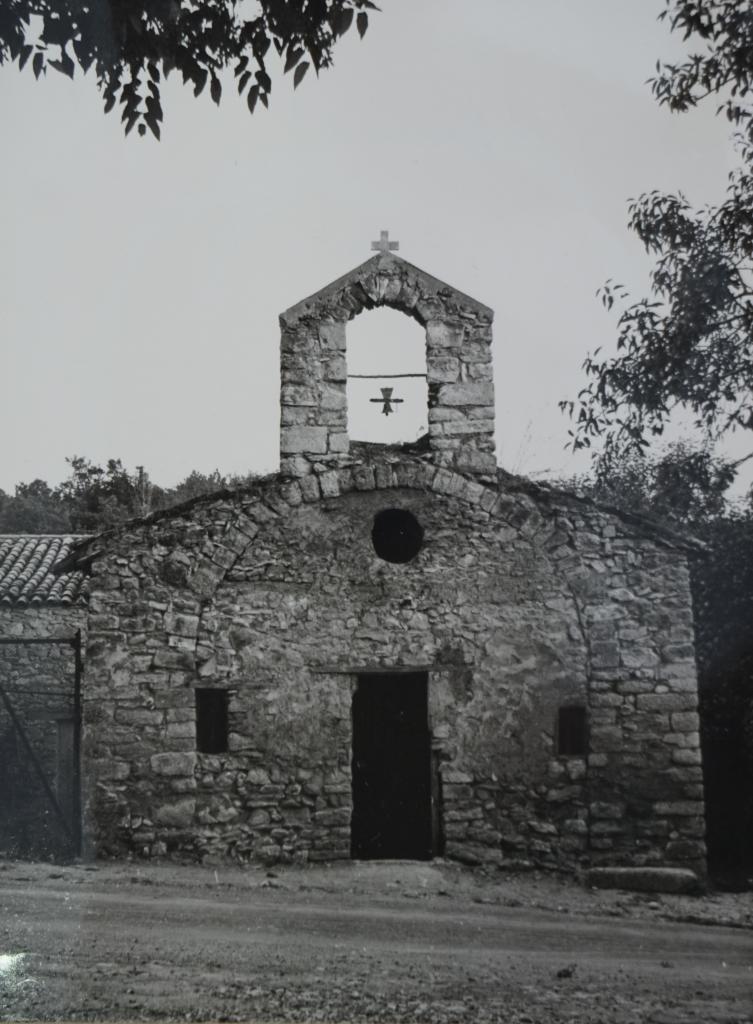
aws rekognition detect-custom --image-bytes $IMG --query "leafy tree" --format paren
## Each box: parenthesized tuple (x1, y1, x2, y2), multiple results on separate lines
(0, 0, 377, 138)
(585, 440, 738, 526)
(0, 479, 70, 533)
(563, 0, 753, 458)
(0, 457, 260, 534)
(168, 469, 228, 505)
(55, 456, 150, 531)
(167, 467, 257, 505)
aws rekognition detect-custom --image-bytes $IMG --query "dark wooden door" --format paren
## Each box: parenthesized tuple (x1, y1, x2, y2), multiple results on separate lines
(351, 672, 432, 860)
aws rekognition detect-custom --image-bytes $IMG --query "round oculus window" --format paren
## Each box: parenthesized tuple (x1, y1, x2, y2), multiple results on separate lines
(371, 508, 424, 564)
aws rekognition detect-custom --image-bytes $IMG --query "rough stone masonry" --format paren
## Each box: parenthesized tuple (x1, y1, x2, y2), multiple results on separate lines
(2, 249, 707, 877)
(68, 250, 706, 876)
(77, 457, 705, 874)
(279, 251, 497, 479)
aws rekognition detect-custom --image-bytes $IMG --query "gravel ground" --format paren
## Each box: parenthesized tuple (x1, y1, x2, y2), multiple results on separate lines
(0, 858, 751, 1023)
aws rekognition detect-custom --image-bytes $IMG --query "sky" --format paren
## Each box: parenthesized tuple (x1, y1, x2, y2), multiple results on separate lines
(0, 0, 741, 494)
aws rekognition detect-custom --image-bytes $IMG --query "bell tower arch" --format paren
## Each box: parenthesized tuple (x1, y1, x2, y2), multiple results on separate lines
(278, 235, 496, 478)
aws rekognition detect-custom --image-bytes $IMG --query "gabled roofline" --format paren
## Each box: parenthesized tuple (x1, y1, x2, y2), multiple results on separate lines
(281, 251, 493, 323)
(492, 468, 706, 555)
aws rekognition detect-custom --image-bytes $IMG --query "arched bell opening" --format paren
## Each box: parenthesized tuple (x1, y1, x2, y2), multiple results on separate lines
(278, 246, 496, 477)
(346, 306, 429, 447)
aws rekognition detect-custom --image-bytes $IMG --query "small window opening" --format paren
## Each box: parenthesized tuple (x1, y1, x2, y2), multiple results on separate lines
(557, 705, 587, 757)
(372, 508, 424, 563)
(196, 688, 229, 754)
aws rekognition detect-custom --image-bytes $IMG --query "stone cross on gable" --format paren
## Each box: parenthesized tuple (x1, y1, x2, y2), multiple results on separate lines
(371, 230, 399, 254)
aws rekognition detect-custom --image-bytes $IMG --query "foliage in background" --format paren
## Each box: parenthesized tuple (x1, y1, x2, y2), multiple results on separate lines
(0, 479, 70, 534)
(0, 0, 378, 137)
(0, 456, 256, 534)
(563, 0, 753, 460)
(585, 440, 738, 526)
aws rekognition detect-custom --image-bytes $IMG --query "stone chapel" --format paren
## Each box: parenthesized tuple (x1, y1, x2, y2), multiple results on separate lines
(0, 243, 707, 876)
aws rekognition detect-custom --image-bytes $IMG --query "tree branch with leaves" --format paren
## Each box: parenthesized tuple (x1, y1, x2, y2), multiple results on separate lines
(0, 0, 378, 138)
(562, 0, 753, 462)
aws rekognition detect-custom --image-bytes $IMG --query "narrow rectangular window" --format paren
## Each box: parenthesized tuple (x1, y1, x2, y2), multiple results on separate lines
(557, 705, 587, 757)
(195, 688, 229, 754)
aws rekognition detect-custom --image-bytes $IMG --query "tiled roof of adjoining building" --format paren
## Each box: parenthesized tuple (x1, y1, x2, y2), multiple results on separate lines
(0, 535, 89, 607)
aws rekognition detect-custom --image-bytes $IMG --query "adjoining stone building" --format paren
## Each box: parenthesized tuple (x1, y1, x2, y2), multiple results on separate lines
(0, 248, 707, 875)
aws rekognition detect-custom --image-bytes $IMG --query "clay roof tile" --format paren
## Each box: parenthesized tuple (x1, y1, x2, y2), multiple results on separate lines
(0, 535, 88, 607)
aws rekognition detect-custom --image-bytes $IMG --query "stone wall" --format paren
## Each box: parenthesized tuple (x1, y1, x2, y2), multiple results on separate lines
(0, 606, 84, 857)
(279, 253, 496, 479)
(79, 458, 706, 875)
(544, 512, 706, 873)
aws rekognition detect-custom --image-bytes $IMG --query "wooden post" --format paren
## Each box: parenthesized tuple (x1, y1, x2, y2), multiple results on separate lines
(72, 630, 83, 857)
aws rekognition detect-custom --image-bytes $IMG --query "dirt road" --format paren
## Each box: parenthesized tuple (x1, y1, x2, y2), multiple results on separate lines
(0, 860, 751, 1023)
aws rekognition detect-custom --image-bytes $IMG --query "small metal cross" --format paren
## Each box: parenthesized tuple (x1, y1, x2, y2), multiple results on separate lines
(371, 230, 399, 254)
(370, 386, 404, 416)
